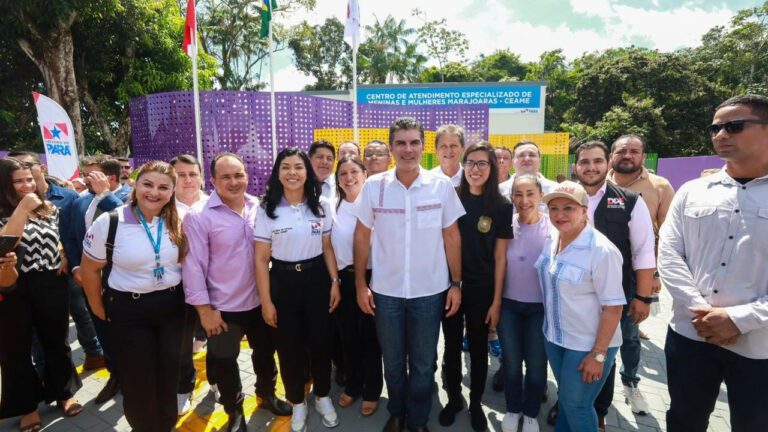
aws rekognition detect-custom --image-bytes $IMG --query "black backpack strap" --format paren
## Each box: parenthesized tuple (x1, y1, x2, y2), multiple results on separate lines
(101, 210, 119, 291)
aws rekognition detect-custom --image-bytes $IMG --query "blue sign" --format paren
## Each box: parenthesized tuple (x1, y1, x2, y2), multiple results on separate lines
(357, 85, 542, 109)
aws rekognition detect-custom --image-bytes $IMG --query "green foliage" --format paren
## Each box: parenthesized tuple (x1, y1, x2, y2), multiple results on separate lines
(411, 8, 468, 83)
(473, 50, 529, 82)
(289, 18, 352, 90)
(420, 62, 477, 83)
(358, 15, 424, 84)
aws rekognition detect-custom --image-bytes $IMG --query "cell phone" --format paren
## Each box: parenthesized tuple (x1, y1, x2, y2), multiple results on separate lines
(0, 235, 20, 256)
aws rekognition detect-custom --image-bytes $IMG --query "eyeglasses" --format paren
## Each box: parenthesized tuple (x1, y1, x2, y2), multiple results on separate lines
(706, 119, 768, 137)
(464, 160, 490, 170)
(364, 152, 389, 158)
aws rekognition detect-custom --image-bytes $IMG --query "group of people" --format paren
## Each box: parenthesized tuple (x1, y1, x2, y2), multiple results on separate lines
(0, 93, 766, 432)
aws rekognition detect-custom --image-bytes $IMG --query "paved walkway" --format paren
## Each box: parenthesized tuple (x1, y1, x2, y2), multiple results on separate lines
(0, 289, 732, 431)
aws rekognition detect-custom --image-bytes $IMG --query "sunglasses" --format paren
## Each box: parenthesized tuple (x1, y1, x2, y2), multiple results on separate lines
(706, 119, 768, 137)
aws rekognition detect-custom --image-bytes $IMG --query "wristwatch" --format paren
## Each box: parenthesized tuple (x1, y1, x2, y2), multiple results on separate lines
(591, 351, 606, 363)
(330, 277, 340, 284)
(450, 280, 463, 289)
(634, 294, 653, 304)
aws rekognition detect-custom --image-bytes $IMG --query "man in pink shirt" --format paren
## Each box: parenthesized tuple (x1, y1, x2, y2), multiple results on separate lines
(182, 152, 291, 432)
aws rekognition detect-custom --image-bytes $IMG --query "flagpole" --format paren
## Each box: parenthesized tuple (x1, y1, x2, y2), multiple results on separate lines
(192, 43, 204, 178)
(352, 44, 358, 144)
(268, 16, 278, 163)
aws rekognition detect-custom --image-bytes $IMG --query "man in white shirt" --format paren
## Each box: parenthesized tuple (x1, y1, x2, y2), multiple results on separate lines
(354, 117, 465, 432)
(659, 94, 768, 432)
(499, 141, 559, 200)
(309, 140, 337, 200)
(363, 140, 392, 176)
(495, 146, 513, 185)
(429, 124, 465, 187)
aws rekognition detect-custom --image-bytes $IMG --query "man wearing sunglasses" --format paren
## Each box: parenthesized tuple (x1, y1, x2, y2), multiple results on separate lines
(659, 94, 768, 432)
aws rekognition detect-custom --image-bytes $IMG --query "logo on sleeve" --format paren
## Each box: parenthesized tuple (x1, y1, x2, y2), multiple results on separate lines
(310, 220, 323, 235)
(84, 232, 95, 248)
(607, 197, 626, 209)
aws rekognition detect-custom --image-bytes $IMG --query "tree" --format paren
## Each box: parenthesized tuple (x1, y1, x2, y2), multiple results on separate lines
(359, 15, 423, 84)
(473, 49, 529, 82)
(525, 49, 575, 131)
(289, 18, 352, 90)
(411, 8, 468, 83)
(199, 0, 315, 90)
(420, 62, 476, 83)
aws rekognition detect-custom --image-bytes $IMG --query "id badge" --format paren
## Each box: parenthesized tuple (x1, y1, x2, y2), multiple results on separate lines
(153, 266, 165, 287)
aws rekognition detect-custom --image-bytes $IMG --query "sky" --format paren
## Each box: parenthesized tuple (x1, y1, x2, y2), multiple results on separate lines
(267, 0, 763, 90)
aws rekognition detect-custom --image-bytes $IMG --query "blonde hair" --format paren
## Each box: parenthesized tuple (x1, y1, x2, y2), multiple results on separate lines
(130, 161, 187, 261)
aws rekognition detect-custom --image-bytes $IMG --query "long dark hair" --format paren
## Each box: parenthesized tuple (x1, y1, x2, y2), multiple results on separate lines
(0, 157, 52, 218)
(261, 147, 324, 219)
(334, 156, 367, 210)
(457, 142, 504, 211)
(130, 161, 187, 261)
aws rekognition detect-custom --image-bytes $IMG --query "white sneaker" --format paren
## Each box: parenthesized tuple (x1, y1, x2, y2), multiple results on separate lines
(177, 392, 192, 415)
(315, 396, 339, 428)
(623, 383, 649, 415)
(291, 402, 308, 432)
(210, 384, 220, 403)
(501, 412, 522, 432)
(522, 415, 540, 432)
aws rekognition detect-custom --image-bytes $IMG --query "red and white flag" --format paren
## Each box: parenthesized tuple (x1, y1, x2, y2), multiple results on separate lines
(183, 0, 197, 57)
(344, 0, 360, 50)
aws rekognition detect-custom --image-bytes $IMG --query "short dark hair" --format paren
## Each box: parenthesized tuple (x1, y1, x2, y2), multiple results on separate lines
(99, 157, 122, 180)
(210, 152, 245, 178)
(170, 154, 202, 172)
(716, 94, 768, 120)
(116, 157, 131, 163)
(575, 141, 610, 162)
(309, 140, 336, 158)
(512, 141, 541, 157)
(388, 117, 424, 146)
(6, 150, 40, 164)
(611, 134, 647, 154)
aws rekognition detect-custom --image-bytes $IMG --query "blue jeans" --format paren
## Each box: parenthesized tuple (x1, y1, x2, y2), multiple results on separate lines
(497, 299, 547, 417)
(666, 328, 768, 432)
(69, 278, 102, 356)
(374, 291, 445, 429)
(545, 341, 617, 432)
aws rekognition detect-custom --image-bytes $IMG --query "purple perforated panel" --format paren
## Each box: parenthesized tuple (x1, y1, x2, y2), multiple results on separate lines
(130, 91, 488, 195)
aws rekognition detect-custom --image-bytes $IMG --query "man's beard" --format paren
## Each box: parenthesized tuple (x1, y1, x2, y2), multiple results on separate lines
(576, 172, 607, 187)
(612, 161, 641, 175)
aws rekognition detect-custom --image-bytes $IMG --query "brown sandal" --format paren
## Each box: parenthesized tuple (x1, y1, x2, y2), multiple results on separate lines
(361, 400, 378, 417)
(338, 393, 356, 408)
(57, 400, 83, 417)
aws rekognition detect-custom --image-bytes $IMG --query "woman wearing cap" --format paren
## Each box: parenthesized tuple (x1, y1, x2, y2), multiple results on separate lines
(498, 174, 550, 432)
(537, 181, 624, 432)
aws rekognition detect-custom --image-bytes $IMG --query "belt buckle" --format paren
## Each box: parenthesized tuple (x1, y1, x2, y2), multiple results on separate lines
(131, 292, 141, 300)
(295, 263, 303, 272)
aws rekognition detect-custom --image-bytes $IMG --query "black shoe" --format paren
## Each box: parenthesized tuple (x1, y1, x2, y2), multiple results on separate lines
(383, 415, 405, 432)
(258, 394, 292, 416)
(407, 427, 430, 432)
(94, 376, 120, 404)
(469, 402, 487, 431)
(546, 403, 559, 426)
(225, 409, 247, 432)
(492, 369, 503, 392)
(438, 400, 463, 427)
(334, 369, 347, 387)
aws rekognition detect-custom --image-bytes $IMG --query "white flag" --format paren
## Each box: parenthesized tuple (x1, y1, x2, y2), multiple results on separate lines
(344, 0, 360, 50)
(33, 92, 81, 181)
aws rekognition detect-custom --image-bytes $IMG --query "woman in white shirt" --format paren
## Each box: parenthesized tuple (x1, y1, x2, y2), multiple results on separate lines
(254, 147, 341, 432)
(81, 161, 187, 432)
(331, 156, 382, 417)
(537, 181, 624, 432)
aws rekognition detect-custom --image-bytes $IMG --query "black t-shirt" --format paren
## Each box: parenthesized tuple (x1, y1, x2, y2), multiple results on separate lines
(458, 194, 514, 288)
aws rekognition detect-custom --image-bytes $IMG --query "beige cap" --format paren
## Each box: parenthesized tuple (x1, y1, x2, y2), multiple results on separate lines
(542, 181, 589, 207)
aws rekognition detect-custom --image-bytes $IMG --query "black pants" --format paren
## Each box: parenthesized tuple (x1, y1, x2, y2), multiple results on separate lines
(441, 283, 493, 404)
(105, 286, 185, 432)
(206, 306, 279, 414)
(336, 267, 382, 401)
(178, 304, 199, 394)
(0, 270, 82, 419)
(270, 256, 332, 404)
(665, 327, 768, 432)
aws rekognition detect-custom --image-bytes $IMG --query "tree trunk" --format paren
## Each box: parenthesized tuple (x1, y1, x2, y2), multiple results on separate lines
(17, 11, 85, 155)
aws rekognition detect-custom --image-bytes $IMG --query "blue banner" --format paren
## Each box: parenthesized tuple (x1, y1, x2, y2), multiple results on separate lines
(357, 85, 542, 109)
